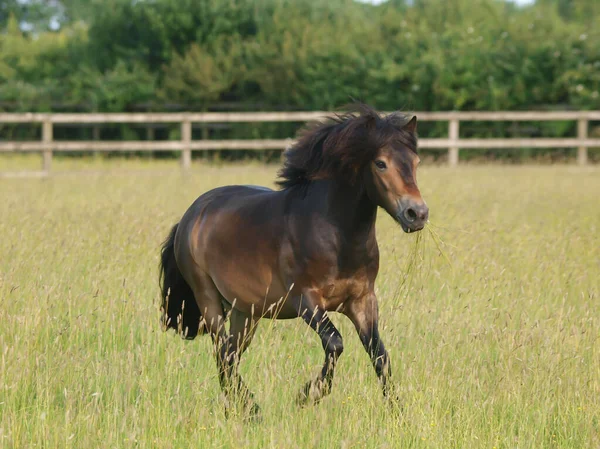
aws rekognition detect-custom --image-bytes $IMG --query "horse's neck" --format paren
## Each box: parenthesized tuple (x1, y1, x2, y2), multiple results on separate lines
(316, 179, 378, 241)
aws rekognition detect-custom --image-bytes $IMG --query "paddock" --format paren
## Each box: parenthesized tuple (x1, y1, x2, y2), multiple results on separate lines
(0, 162, 598, 448)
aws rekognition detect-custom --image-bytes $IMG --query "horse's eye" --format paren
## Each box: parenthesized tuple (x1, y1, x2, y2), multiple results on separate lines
(374, 160, 387, 170)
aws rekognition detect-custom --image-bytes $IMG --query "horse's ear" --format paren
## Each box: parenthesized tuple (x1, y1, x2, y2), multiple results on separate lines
(403, 116, 417, 133)
(365, 113, 378, 130)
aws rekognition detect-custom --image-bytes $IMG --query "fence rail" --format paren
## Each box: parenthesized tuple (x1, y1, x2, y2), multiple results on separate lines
(1, 111, 599, 174)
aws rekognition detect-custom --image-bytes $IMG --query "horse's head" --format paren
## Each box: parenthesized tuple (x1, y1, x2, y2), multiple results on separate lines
(277, 104, 428, 232)
(363, 115, 428, 233)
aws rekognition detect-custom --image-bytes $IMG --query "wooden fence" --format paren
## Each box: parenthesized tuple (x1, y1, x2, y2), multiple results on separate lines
(1, 110, 599, 174)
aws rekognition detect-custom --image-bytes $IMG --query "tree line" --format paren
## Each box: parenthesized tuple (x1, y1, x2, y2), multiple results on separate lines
(0, 0, 598, 161)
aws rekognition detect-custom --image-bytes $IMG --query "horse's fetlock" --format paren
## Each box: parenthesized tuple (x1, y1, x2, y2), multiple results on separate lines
(374, 353, 391, 377)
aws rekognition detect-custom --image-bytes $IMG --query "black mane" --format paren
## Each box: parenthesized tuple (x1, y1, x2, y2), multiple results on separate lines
(277, 104, 417, 189)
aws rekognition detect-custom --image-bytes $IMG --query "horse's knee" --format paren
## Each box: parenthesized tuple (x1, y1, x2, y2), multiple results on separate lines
(218, 335, 241, 364)
(218, 341, 230, 362)
(324, 334, 344, 359)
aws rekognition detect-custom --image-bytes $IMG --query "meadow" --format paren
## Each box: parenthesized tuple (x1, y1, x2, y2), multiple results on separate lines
(0, 159, 598, 448)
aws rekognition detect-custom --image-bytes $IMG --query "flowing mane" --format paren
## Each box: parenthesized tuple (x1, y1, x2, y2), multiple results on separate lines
(277, 104, 417, 189)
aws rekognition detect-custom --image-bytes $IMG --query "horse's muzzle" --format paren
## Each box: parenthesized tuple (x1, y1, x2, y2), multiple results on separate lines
(396, 202, 429, 233)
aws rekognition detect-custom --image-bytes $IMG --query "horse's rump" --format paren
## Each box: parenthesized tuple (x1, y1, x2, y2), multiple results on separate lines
(159, 223, 204, 339)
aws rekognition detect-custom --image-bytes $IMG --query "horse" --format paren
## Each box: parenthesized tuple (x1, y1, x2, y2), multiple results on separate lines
(159, 104, 428, 415)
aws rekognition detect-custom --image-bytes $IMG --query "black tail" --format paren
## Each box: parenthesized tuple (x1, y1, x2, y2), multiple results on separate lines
(159, 223, 204, 339)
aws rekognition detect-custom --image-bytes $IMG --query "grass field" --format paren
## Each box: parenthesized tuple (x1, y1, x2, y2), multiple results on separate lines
(0, 160, 598, 448)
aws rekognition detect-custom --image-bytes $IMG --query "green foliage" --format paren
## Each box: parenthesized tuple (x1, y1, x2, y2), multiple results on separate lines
(0, 0, 598, 155)
(161, 36, 246, 108)
(0, 0, 60, 32)
(63, 61, 157, 112)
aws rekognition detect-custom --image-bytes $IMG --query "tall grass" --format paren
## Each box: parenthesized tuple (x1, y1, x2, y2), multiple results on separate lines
(0, 163, 598, 448)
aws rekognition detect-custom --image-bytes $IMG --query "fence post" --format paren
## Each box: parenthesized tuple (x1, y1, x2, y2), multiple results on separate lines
(42, 118, 53, 174)
(146, 125, 155, 141)
(577, 118, 588, 166)
(448, 118, 459, 167)
(181, 116, 192, 170)
(92, 125, 100, 159)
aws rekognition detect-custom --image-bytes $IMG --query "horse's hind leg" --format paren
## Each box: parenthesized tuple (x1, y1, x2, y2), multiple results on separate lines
(218, 308, 259, 416)
(187, 272, 259, 416)
(183, 270, 254, 410)
(296, 291, 344, 406)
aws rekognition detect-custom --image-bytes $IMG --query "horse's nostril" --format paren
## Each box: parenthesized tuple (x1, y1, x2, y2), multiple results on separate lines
(404, 208, 417, 222)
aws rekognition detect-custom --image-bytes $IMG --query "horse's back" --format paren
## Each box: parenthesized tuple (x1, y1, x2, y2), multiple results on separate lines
(181, 184, 277, 223)
(180, 184, 282, 243)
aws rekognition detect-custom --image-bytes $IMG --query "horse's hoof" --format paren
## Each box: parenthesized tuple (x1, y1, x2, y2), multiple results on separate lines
(385, 391, 404, 415)
(296, 382, 313, 407)
(244, 402, 262, 423)
(223, 395, 262, 421)
(296, 380, 329, 407)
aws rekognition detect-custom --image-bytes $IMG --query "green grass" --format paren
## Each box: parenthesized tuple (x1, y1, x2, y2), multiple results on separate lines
(0, 162, 598, 448)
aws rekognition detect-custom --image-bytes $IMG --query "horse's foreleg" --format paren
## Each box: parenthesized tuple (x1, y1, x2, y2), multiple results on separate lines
(297, 292, 344, 405)
(344, 292, 393, 398)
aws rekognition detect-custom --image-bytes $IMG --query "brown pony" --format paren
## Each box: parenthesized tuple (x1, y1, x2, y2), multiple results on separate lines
(159, 104, 428, 415)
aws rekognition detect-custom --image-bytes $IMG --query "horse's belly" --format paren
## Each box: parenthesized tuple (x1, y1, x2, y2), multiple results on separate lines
(209, 261, 295, 317)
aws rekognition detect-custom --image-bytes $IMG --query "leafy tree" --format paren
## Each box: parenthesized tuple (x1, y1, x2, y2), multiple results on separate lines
(161, 36, 246, 109)
(0, 0, 598, 125)
(0, 0, 58, 31)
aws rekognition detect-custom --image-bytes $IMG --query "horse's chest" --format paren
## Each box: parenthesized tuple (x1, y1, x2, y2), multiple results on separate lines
(320, 274, 370, 311)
